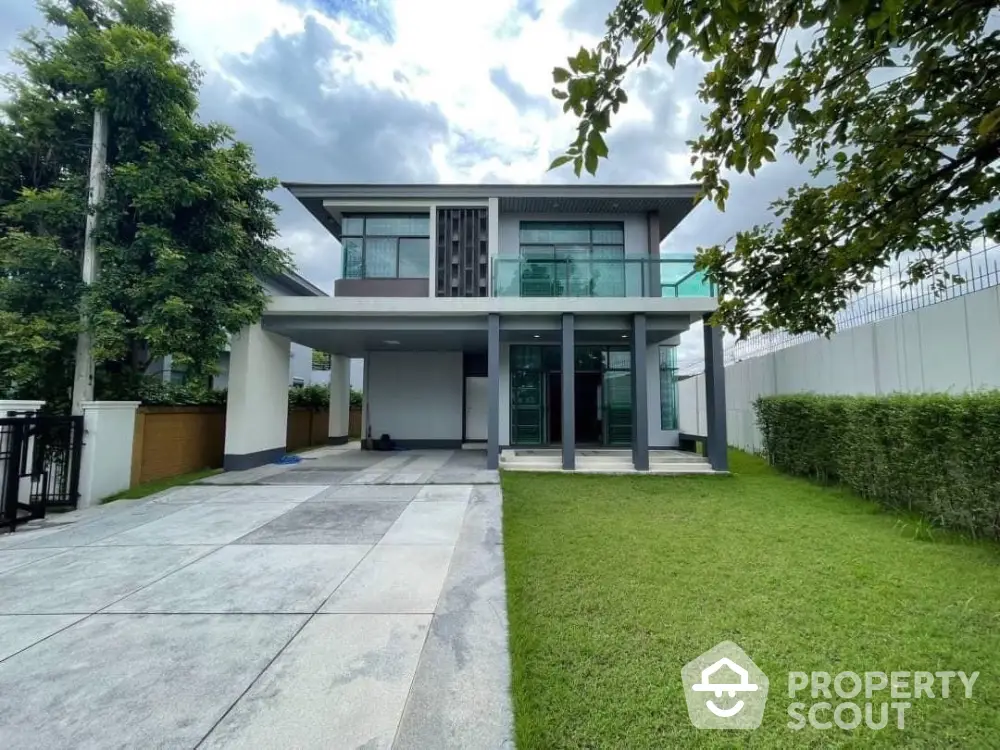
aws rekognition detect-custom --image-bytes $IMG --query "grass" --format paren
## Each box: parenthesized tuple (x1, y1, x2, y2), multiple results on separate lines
(101, 467, 222, 504)
(502, 451, 1000, 749)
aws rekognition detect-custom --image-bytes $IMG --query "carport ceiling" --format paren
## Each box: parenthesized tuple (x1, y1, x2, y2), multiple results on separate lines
(263, 319, 687, 356)
(262, 325, 490, 357)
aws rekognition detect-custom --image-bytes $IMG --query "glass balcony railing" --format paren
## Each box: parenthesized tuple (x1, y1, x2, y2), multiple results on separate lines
(491, 256, 715, 298)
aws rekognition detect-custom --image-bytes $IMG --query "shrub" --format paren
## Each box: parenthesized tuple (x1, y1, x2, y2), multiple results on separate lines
(288, 383, 329, 409)
(754, 393, 1000, 540)
(127, 379, 226, 407)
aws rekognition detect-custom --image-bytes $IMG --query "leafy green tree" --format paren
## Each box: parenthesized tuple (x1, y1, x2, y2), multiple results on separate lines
(551, 0, 1000, 336)
(0, 0, 290, 408)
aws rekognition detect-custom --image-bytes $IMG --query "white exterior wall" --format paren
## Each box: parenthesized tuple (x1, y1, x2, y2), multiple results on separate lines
(224, 323, 291, 459)
(497, 213, 649, 256)
(328, 355, 350, 439)
(679, 286, 1000, 453)
(366, 351, 463, 442)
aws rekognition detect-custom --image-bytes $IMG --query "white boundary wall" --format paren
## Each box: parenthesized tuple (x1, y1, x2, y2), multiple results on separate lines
(679, 286, 1000, 452)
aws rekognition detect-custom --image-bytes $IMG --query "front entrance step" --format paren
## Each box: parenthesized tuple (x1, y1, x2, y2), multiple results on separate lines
(504, 449, 706, 460)
(499, 450, 717, 475)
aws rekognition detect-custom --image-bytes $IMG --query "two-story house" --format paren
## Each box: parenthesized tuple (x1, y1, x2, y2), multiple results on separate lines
(220, 183, 728, 473)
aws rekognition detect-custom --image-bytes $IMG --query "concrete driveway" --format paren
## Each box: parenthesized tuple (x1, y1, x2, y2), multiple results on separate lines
(0, 447, 512, 750)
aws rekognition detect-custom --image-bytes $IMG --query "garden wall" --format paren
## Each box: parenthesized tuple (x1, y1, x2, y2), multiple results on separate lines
(679, 285, 1000, 452)
(130, 406, 226, 486)
(130, 405, 362, 487)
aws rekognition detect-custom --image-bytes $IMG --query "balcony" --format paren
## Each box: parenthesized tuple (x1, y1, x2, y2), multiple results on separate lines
(492, 256, 715, 298)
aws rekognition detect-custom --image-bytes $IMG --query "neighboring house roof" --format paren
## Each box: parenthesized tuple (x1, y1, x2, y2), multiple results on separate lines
(282, 182, 700, 243)
(266, 269, 327, 297)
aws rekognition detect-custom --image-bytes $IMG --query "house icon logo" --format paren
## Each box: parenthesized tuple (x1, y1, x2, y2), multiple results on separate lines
(681, 641, 769, 729)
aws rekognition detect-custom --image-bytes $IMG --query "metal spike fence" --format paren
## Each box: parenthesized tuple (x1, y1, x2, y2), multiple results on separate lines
(718, 242, 1000, 367)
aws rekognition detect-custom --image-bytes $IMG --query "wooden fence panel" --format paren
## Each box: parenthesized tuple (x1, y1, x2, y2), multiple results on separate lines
(286, 409, 313, 452)
(130, 406, 226, 487)
(131, 405, 359, 488)
(310, 410, 329, 445)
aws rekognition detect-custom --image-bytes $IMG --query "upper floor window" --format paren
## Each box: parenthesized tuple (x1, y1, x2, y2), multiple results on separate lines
(519, 221, 625, 250)
(342, 214, 430, 280)
(518, 221, 626, 296)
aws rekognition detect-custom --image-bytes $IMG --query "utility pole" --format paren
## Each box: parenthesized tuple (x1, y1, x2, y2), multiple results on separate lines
(71, 107, 108, 416)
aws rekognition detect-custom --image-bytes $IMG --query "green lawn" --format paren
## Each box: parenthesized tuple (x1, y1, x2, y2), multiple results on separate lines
(101, 467, 222, 504)
(502, 451, 1000, 749)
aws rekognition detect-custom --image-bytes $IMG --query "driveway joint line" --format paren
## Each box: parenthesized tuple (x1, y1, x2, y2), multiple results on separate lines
(191, 535, 384, 749)
(0, 544, 222, 666)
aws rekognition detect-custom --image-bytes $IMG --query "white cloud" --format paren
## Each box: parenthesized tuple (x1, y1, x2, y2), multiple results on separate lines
(0, 0, 809, 362)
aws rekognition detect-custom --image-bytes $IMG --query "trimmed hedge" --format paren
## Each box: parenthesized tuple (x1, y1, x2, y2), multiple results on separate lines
(754, 393, 1000, 540)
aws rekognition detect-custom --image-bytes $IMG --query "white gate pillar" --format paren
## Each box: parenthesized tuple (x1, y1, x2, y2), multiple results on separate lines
(78, 401, 140, 508)
(224, 323, 291, 470)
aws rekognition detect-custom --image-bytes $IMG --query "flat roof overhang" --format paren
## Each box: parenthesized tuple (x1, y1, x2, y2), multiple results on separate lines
(282, 183, 700, 243)
(262, 296, 712, 356)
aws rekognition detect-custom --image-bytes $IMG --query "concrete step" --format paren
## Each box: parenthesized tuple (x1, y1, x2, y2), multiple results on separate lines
(648, 464, 718, 474)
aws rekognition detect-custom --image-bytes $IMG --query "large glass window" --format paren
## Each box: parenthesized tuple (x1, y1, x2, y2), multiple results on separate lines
(659, 346, 679, 430)
(518, 222, 625, 297)
(342, 214, 430, 279)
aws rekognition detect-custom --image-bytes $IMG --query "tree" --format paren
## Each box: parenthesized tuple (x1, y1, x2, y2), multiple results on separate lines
(551, 0, 1000, 337)
(0, 0, 290, 408)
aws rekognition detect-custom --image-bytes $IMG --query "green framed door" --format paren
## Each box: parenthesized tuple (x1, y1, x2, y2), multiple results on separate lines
(511, 370, 544, 445)
(602, 348, 633, 446)
(510, 346, 546, 445)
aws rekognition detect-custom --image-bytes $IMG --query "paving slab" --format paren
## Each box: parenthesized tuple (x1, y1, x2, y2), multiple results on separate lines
(216, 485, 328, 502)
(322, 544, 455, 614)
(200, 613, 431, 750)
(413, 484, 473, 502)
(393, 536, 513, 749)
(236, 501, 408, 545)
(0, 547, 67, 574)
(107, 544, 370, 614)
(8, 502, 187, 547)
(0, 545, 214, 614)
(381, 501, 468, 546)
(0, 613, 306, 750)
(97, 502, 298, 546)
(0, 614, 85, 661)
(256, 470, 355, 485)
(151, 485, 234, 503)
(461, 486, 504, 547)
(316, 484, 421, 502)
(426, 470, 500, 485)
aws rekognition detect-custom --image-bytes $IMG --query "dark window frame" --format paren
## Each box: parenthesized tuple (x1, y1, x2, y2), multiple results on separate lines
(517, 221, 627, 297)
(518, 221, 626, 256)
(342, 214, 430, 279)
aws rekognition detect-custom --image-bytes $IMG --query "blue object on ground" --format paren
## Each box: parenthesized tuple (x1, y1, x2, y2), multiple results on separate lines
(273, 455, 302, 465)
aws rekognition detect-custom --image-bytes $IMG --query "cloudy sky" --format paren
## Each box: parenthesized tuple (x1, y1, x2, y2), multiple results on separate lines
(0, 0, 814, 369)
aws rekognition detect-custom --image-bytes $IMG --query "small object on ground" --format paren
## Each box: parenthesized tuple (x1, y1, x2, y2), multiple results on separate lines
(377, 433, 394, 451)
(273, 454, 302, 465)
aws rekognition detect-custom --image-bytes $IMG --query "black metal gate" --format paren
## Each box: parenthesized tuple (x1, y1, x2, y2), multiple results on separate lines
(1, 414, 84, 532)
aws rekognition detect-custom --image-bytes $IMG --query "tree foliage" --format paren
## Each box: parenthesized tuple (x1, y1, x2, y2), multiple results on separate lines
(0, 0, 290, 407)
(552, 0, 1000, 336)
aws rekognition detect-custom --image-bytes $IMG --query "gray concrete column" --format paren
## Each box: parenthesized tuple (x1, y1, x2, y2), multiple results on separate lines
(630, 314, 649, 471)
(703, 315, 729, 471)
(487, 314, 500, 470)
(561, 313, 575, 470)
